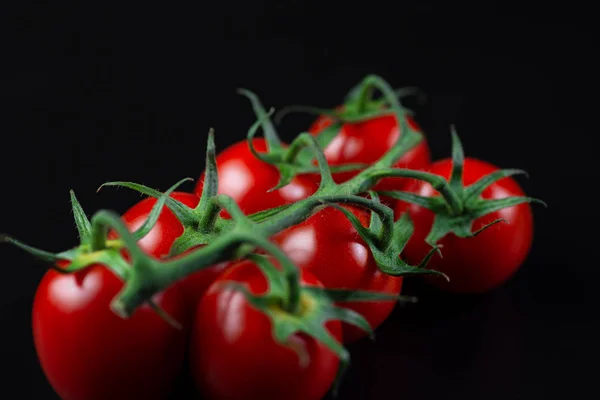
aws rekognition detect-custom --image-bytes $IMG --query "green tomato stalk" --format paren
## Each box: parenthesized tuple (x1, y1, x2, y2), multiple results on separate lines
(1, 74, 545, 395)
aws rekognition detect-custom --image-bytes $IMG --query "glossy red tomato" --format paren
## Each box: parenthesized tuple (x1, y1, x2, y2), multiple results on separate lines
(189, 259, 342, 400)
(112, 191, 230, 306)
(32, 262, 189, 400)
(309, 112, 431, 194)
(194, 138, 317, 216)
(273, 205, 402, 343)
(395, 158, 534, 293)
(116, 192, 199, 258)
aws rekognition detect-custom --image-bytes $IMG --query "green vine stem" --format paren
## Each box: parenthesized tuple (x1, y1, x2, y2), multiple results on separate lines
(2, 78, 545, 386)
(86, 125, 450, 318)
(4, 111, 447, 318)
(94, 75, 428, 261)
(80, 77, 457, 316)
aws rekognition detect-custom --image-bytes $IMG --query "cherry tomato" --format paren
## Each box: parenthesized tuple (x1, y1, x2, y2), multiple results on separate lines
(32, 262, 189, 400)
(194, 138, 317, 216)
(395, 158, 534, 293)
(189, 259, 342, 400)
(273, 205, 402, 343)
(168, 246, 230, 306)
(309, 113, 431, 196)
(112, 191, 229, 306)
(116, 192, 199, 259)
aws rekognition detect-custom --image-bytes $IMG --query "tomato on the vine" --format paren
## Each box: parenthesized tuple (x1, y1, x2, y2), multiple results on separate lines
(194, 138, 317, 216)
(112, 191, 230, 306)
(308, 113, 431, 194)
(395, 158, 534, 293)
(116, 192, 199, 259)
(33, 262, 189, 400)
(189, 259, 342, 400)
(274, 205, 401, 343)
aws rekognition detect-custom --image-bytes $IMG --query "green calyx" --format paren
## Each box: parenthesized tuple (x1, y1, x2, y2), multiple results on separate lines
(237, 75, 426, 192)
(94, 126, 312, 257)
(380, 126, 548, 246)
(222, 253, 415, 396)
(237, 89, 370, 192)
(2, 187, 185, 329)
(327, 192, 446, 281)
(98, 129, 236, 257)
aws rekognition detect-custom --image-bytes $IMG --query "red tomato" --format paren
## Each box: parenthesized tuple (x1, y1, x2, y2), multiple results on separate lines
(309, 112, 431, 194)
(169, 246, 230, 306)
(112, 191, 229, 306)
(189, 259, 342, 400)
(116, 191, 199, 258)
(395, 158, 534, 293)
(194, 138, 317, 216)
(273, 205, 402, 343)
(32, 262, 188, 400)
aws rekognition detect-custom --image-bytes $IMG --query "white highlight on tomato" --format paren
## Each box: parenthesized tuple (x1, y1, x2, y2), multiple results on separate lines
(387, 128, 400, 148)
(219, 160, 254, 199)
(278, 226, 316, 265)
(129, 215, 162, 254)
(342, 136, 362, 160)
(349, 242, 369, 267)
(218, 288, 246, 342)
(49, 270, 102, 312)
(280, 180, 310, 201)
(324, 134, 344, 160)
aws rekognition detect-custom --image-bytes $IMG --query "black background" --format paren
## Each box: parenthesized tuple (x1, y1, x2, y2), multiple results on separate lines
(1, 1, 598, 399)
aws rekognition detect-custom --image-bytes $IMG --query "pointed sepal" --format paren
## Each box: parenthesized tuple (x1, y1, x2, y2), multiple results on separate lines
(241, 76, 426, 194)
(97, 179, 197, 226)
(325, 200, 447, 280)
(219, 253, 415, 398)
(130, 178, 194, 240)
(1, 235, 66, 263)
(382, 126, 547, 245)
(238, 88, 284, 152)
(70, 190, 92, 241)
(196, 128, 219, 210)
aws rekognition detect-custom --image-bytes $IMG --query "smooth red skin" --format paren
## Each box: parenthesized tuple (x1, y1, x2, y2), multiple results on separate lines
(32, 263, 189, 400)
(273, 205, 402, 343)
(169, 246, 231, 307)
(190, 260, 342, 400)
(115, 191, 199, 258)
(395, 158, 534, 293)
(194, 138, 317, 216)
(308, 113, 431, 194)
(113, 191, 230, 306)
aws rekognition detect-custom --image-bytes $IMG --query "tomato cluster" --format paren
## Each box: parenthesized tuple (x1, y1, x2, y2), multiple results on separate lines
(10, 76, 542, 400)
